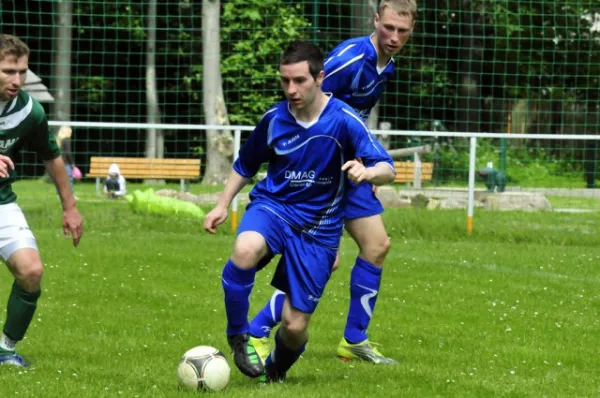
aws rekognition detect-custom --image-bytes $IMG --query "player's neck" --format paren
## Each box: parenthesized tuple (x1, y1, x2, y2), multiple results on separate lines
(370, 33, 392, 68)
(293, 92, 329, 123)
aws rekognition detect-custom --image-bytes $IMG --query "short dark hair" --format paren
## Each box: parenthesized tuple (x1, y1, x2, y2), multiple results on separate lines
(0, 34, 30, 61)
(280, 40, 324, 80)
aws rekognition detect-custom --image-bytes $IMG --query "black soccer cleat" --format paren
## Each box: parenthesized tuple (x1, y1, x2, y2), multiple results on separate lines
(227, 333, 265, 378)
(261, 362, 286, 384)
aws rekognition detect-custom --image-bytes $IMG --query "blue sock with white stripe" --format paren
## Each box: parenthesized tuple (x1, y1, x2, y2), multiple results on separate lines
(222, 259, 255, 336)
(344, 257, 382, 344)
(249, 290, 285, 338)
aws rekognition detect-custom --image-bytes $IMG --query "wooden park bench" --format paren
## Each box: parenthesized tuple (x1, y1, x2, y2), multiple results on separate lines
(394, 160, 433, 187)
(87, 156, 201, 195)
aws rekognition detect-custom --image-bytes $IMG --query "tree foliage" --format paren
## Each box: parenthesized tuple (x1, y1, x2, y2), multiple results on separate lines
(4, 0, 599, 178)
(395, 0, 600, 134)
(219, 0, 311, 125)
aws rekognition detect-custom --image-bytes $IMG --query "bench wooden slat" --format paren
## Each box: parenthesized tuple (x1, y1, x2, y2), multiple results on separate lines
(87, 156, 201, 180)
(90, 157, 200, 164)
(90, 166, 201, 173)
(394, 161, 434, 184)
(88, 170, 201, 176)
(90, 162, 200, 168)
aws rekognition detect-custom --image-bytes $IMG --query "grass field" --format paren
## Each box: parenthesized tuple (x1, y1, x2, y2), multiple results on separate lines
(0, 181, 599, 397)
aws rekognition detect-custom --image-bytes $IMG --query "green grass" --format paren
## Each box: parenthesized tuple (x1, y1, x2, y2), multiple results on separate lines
(547, 195, 600, 210)
(0, 181, 599, 397)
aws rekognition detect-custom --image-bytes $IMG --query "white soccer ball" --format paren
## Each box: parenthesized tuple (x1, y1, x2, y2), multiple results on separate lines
(177, 345, 231, 392)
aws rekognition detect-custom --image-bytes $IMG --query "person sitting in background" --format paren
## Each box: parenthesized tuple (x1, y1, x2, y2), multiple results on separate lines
(54, 126, 81, 198)
(55, 126, 75, 192)
(103, 163, 127, 198)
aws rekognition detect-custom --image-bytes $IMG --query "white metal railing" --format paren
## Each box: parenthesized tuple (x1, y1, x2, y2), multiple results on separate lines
(48, 121, 600, 234)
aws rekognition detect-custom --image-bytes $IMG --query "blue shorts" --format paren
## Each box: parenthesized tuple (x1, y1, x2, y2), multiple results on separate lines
(344, 181, 384, 220)
(238, 204, 336, 313)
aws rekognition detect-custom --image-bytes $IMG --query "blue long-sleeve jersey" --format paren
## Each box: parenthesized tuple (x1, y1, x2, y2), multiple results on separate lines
(233, 97, 394, 248)
(322, 35, 395, 121)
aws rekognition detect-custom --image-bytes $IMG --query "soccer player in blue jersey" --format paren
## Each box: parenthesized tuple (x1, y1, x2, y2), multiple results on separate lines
(203, 40, 395, 381)
(248, 0, 416, 365)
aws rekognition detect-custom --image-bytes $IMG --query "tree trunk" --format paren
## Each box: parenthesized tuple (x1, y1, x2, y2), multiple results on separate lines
(52, 0, 72, 124)
(146, 0, 162, 159)
(457, 0, 483, 133)
(144, 0, 165, 185)
(202, 0, 233, 185)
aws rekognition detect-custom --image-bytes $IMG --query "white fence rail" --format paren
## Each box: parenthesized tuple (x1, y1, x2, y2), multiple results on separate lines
(48, 121, 600, 234)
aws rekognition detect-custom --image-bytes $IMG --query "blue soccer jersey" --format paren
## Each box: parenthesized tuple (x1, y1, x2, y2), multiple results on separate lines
(322, 35, 395, 121)
(233, 97, 393, 248)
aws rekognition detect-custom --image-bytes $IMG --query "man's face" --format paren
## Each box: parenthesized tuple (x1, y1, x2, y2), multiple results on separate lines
(0, 55, 28, 102)
(280, 61, 324, 111)
(374, 7, 415, 57)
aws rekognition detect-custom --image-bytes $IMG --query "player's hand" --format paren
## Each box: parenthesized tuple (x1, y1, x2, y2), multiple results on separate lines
(332, 253, 340, 272)
(63, 207, 83, 247)
(342, 159, 372, 183)
(204, 205, 228, 234)
(0, 155, 15, 178)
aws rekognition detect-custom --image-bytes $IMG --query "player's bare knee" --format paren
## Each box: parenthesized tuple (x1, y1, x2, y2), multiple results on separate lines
(380, 236, 391, 257)
(361, 236, 391, 267)
(231, 232, 268, 269)
(231, 242, 263, 269)
(15, 261, 43, 291)
(281, 316, 308, 339)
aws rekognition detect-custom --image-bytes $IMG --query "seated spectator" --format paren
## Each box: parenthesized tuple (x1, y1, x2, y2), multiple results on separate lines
(103, 163, 127, 198)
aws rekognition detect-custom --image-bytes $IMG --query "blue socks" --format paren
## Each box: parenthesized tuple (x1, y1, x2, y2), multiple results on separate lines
(265, 329, 306, 375)
(344, 257, 382, 344)
(222, 259, 256, 336)
(249, 290, 285, 338)
(238, 256, 383, 345)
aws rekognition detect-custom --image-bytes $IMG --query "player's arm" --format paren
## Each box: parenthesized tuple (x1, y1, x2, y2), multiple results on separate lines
(204, 110, 274, 233)
(343, 113, 395, 186)
(44, 157, 74, 207)
(61, 139, 75, 165)
(44, 156, 83, 247)
(28, 104, 83, 246)
(342, 160, 394, 185)
(215, 171, 251, 210)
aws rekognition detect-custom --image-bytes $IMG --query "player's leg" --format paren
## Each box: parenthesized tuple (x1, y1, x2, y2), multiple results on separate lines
(249, 250, 282, 343)
(0, 203, 43, 367)
(248, 289, 285, 362)
(339, 182, 396, 364)
(249, 254, 340, 363)
(263, 297, 311, 383)
(262, 232, 336, 382)
(222, 206, 285, 378)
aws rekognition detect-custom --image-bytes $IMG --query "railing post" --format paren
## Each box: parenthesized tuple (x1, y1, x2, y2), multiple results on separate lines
(467, 136, 477, 235)
(231, 129, 241, 233)
(413, 152, 422, 189)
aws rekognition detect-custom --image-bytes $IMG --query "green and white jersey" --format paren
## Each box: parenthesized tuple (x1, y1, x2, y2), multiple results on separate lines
(0, 90, 60, 204)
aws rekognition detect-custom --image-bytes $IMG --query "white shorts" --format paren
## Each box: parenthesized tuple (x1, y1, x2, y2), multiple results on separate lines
(0, 203, 38, 261)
